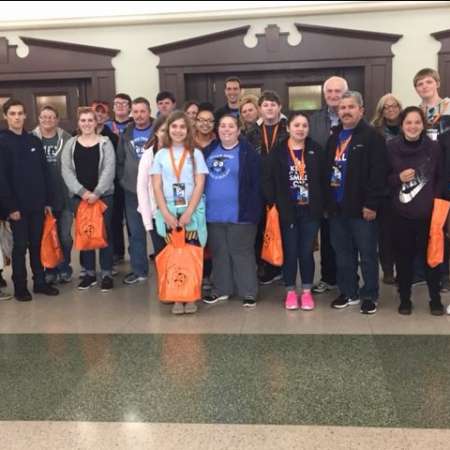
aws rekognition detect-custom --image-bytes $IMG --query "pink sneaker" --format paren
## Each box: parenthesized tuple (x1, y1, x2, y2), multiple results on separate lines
(284, 291, 299, 310)
(300, 291, 315, 311)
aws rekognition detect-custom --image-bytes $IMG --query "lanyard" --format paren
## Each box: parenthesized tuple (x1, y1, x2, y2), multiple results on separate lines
(287, 138, 306, 179)
(334, 136, 352, 161)
(428, 100, 450, 127)
(168, 146, 188, 182)
(262, 124, 279, 153)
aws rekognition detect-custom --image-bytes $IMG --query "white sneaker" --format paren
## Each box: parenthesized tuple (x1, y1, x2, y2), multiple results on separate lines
(312, 281, 337, 294)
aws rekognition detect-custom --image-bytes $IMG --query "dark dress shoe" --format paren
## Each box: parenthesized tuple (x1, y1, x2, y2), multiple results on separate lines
(33, 284, 59, 296)
(15, 289, 33, 302)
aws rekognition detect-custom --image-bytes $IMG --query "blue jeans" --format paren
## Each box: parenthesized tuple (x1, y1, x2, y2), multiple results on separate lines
(46, 208, 73, 277)
(281, 207, 320, 290)
(330, 214, 379, 301)
(124, 191, 148, 277)
(73, 196, 114, 277)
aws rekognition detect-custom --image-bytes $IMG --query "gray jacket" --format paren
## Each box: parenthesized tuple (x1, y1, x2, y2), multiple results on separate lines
(32, 126, 72, 210)
(117, 124, 152, 194)
(309, 109, 333, 150)
(61, 135, 115, 198)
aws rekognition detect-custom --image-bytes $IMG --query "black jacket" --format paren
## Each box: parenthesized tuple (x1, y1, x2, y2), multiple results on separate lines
(325, 120, 388, 218)
(439, 129, 450, 200)
(0, 130, 49, 215)
(245, 118, 289, 157)
(263, 137, 327, 223)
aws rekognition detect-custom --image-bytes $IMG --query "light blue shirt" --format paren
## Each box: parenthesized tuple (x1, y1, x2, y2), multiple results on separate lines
(150, 144, 208, 203)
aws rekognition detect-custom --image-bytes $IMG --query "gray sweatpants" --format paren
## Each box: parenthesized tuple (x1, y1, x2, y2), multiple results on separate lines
(207, 223, 258, 299)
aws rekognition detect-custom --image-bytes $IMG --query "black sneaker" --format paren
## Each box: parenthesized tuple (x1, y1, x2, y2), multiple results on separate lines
(33, 284, 59, 296)
(331, 294, 360, 309)
(398, 301, 412, 315)
(430, 302, 444, 316)
(258, 272, 283, 286)
(15, 289, 32, 302)
(242, 297, 256, 308)
(360, 299, 377, 314)
(78, 275, 97, 290)
(202, 294, 229, 305)
(101, 276, 113, 292)
(0, 270, 7, 288)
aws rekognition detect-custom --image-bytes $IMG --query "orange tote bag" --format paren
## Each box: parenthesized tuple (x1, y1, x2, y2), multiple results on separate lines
(155, 228, 203, 303)
(40, 211, 63, 269)
(261, 206, 284, 266)
(74, 199, 108, 251)
(427, 198, 450, 268)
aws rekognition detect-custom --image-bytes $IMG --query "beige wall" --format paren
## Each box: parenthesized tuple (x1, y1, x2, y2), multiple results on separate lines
(2, 5, 449, 112)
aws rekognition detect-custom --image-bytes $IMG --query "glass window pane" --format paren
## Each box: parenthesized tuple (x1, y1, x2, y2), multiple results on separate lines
(36, 95, 68, 119)
(0, 97, 10, 109)
(289, 85, 322, 111)
(241, 87, 262, 98)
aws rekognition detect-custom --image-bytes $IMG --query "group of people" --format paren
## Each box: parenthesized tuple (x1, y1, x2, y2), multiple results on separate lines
(0, 68, 450, 317)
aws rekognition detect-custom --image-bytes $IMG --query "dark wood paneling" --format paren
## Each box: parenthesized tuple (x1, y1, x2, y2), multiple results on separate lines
(0, 36, 119, 130)
(432, 29, 450, 97)
(150, 23, 402, 117)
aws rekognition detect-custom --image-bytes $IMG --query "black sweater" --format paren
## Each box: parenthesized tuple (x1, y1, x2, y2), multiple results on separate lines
(263, 137, 327, 223)
(387, 134, 443, 219)
(0, 130, 49, 215)
(325, 120, 388, 218)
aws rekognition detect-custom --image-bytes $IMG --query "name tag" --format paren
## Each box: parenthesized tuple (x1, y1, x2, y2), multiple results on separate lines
(173, 183, 187, 208)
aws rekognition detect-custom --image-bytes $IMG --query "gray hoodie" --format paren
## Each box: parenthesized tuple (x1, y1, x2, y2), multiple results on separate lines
(32, 126, 71, 210)
(61, 135, 116, 199)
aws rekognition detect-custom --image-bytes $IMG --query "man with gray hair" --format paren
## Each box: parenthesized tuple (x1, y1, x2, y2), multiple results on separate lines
(309, 76, 348, 295)
(325, 90, 388, 314)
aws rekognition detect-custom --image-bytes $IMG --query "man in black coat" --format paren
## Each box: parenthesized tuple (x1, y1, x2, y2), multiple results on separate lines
(0, 99, 59, 301)
(325, 91, 388, 314)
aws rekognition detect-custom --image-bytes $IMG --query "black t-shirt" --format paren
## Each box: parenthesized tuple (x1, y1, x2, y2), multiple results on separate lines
(74, 141, 100, 192)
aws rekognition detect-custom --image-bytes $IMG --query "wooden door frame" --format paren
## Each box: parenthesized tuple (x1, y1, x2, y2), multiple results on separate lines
(150, 23, 402, 117)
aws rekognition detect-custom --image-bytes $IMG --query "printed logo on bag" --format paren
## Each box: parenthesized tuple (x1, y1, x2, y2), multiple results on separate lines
(167, 264, 188, 288)
(82, 224, 95, 238)
(263, 232, 272, 248)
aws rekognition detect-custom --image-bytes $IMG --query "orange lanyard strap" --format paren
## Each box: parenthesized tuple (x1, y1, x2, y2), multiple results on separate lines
(262, 124, 279, 153)
(168, 146, 188, 182)
(287, 139, 306, 179)
(334, 136, 352, 161)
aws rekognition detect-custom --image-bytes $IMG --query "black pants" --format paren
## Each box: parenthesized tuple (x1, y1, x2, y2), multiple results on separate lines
(392, 214, 441, 304)
(378, 201, 395, 276)
(319, 218, 337, 285)
(10, 210, 45, 291)
(112, 181, 126, 259)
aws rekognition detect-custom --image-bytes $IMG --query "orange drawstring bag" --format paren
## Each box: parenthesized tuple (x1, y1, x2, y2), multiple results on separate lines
(40, 211, 63, 269)
(74, 200, 108, 251)
(427, 198, 450, 268)
(261, 206, 284, 266)
(155, 228, 203, 303)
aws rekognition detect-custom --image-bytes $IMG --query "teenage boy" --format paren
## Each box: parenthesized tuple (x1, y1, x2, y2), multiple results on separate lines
(0, 99, 59, 301)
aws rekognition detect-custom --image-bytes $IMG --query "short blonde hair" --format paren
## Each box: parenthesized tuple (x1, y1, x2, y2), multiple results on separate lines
(239, 94, 259, 129)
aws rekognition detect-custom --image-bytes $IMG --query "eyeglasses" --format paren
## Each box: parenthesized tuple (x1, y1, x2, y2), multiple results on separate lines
(383, 103, 400, 111)
(196, 118, 214, 124)
(114, 101, 129, 106)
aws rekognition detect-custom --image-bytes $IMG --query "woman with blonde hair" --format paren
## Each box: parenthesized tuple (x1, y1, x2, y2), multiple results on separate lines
(371, 94, 403, 285)
(371, 93, 403, 141)
(239, 95, 259, 133)
(62, 107, 116, 292)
